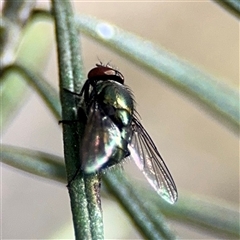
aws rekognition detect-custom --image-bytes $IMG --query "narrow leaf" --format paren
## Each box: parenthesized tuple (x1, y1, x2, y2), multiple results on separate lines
(75, 14, 239, 134)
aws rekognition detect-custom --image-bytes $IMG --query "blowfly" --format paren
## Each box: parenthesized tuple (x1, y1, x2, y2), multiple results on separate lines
(76, 64, 177, 204)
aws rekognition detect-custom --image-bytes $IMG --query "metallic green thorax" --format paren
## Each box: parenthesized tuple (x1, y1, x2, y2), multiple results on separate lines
(81, 80, 135, 173)
(95, 80, 134, 128)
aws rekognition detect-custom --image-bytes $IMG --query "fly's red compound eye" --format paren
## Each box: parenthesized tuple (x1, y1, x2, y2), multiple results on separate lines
(87, 64, 124, 84)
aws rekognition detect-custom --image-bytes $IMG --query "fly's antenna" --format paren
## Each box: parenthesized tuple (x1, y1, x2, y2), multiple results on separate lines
(106, 60, 112, 67)
(97, 56, 103, 66)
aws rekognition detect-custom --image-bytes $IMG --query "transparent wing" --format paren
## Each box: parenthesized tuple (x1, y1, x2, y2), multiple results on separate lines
(128, 118, 178, 204)
(81, 102, 121, 173)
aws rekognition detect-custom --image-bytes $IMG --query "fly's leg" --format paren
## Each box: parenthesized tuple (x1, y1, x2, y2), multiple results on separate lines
(58, 119, 79, 125)
(59, 108, 87, 187)
(66, 168, 83, 187)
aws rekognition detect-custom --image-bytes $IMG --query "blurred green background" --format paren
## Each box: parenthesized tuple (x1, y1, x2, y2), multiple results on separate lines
(1, 1, 238, 239)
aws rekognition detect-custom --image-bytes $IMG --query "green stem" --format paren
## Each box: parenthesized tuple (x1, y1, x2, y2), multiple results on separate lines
(1, 145, 66, 183)
(104, 170, 177, 240)
(1, 63, 61, 120)
(1, 0, 36, 67)
(84, 174, 104, 240)
(51, 1, 103, 239)
(1, 2, 51, 131)
(212, 0, 240, 19)
(151, 192, 240, 237)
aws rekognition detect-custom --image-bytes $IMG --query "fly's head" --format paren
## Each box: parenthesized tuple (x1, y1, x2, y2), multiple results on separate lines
(87, 64, 124, 84)
(82, 64, 126, 114)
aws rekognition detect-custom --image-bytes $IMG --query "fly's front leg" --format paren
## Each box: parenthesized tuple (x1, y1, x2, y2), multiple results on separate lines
(58, 106, 79, 125)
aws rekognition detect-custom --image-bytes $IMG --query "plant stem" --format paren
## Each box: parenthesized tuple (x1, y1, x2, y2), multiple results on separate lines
(1, 63, 61, 120)
(1, 0, 36, 67)
(212, 0, 240, 19)
(104, 170, 177, 240)
(51, 1, 103, 239)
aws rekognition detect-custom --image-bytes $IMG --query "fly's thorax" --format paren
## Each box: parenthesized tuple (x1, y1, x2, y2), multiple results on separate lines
(93, 80, 134, 128)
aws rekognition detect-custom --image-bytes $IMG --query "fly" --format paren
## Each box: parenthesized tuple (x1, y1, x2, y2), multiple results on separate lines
(76, 63, 178, 204)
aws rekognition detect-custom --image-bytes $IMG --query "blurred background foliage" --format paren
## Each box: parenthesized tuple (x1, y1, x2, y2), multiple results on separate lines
(1, 0, 239, 239)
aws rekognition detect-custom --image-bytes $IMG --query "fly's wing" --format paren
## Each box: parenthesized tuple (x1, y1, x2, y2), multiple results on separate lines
(128, 118, 178, 204)
(81, 102, 121, 173)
